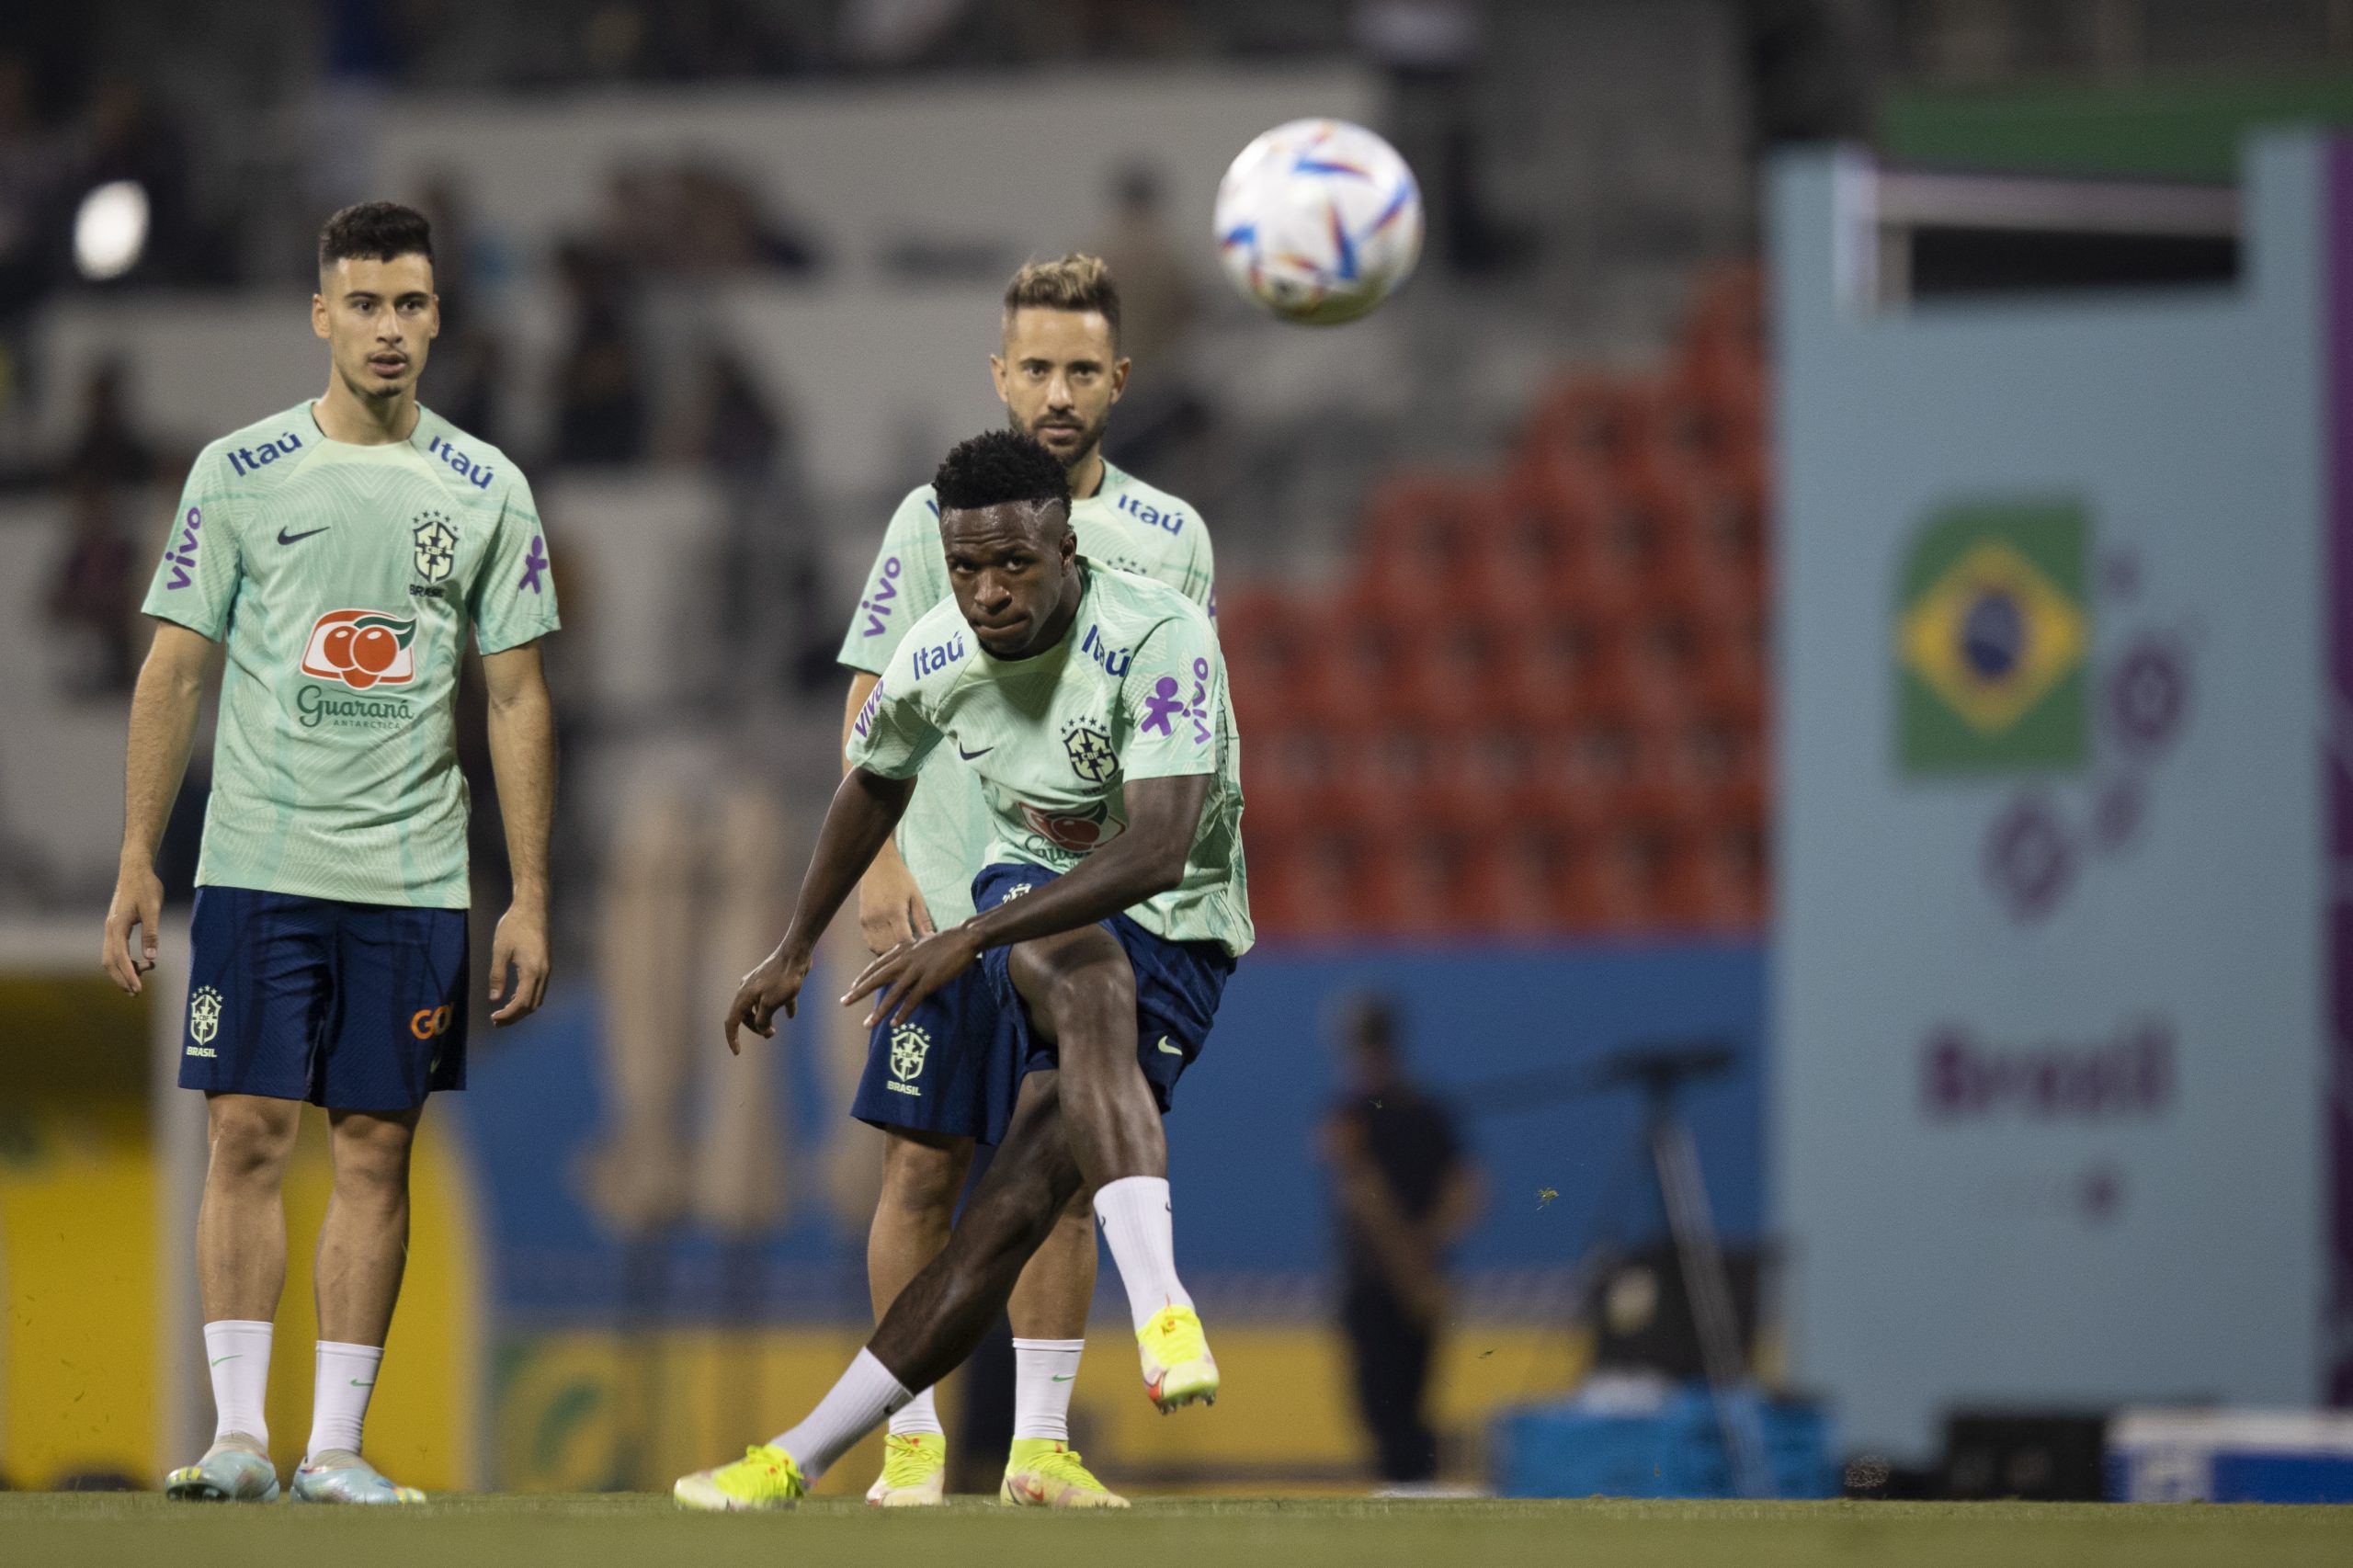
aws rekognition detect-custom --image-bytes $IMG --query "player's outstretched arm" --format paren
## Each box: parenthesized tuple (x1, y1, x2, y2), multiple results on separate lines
(846, 771, 1211, 1029)
(483, 642, 556, 1025)
(104, 620, 214, 994)
(723, 766, 917, 1053)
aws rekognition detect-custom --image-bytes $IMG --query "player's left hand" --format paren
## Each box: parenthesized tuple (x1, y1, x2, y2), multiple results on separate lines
(845, 926, 983, 1030)
(488, 903, 551, 1026)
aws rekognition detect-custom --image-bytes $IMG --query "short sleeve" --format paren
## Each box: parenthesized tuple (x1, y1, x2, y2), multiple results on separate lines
(471, 472, 561, 653)
(1186, 511, 1217, 617)
(1120, 612, 1221, 780)
(844, 665, 944, 780)
(837, 488, 951, 675)
(139, 448, 244, 640)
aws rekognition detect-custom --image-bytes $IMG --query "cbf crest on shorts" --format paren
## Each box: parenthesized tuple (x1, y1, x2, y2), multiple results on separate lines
(888, 1021, 931, 1096)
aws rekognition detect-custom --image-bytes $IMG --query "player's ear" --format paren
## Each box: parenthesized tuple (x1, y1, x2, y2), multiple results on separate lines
(1110, 357, 1131, 402)
(988, 351, 1010, 405)
(312, 291, 330, 340)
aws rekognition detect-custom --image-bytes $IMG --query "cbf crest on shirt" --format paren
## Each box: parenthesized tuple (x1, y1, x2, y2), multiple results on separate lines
(141, 403, 559, 909)
(847, 563, 1251, 957)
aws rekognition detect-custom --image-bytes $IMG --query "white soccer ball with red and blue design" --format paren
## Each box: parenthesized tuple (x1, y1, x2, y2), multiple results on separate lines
(1214, 119, 1423, 326)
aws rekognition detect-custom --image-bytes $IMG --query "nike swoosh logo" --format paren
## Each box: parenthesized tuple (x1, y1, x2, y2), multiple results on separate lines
(1051, 1373, 1075, 1382)
(957, 744, 995, 760)
(1156, 1038, 1182, 1056)
(349, 1379, 375, 1388)
(209, 1355, 240, 1367)
(277, 527, 330, 545)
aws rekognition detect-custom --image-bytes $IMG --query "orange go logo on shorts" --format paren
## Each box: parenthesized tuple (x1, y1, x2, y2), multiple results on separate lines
(410, 1005, 454, 1040)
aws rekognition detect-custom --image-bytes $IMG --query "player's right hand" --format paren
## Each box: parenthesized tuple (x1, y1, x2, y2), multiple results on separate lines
(724, 941, 813, 1054)
(858, 857, 936, 955)
(101, 864, 165, 995)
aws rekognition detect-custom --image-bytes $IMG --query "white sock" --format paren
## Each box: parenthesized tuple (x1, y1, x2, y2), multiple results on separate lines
(203, 1319, 274, 1448)
(305, 1341, 383, 1462)
(770, 1348, 911, 1479)
(1012, 1338, 1085, 1441)
(886, 1384, 944, 1439)
(1093, 1176, 1194, 1333)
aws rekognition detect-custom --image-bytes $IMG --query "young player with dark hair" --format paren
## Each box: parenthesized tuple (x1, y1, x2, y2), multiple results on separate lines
(676, 429, 1248, 1510)
(103, 200, 560, 1505)
(835, 255, 1216, 1506)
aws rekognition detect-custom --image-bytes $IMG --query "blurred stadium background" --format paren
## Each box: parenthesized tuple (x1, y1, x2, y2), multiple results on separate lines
(4, 0, 2353, 1517)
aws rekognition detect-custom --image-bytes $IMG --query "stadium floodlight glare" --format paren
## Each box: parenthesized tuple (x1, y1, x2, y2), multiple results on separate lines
(74, 179, 150, 281)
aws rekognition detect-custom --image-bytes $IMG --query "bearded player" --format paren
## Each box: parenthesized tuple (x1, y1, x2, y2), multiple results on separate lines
(101, 201, 559, 1505)
(835, 255, 1214, 1506)
(677, 429, 1247, 1511)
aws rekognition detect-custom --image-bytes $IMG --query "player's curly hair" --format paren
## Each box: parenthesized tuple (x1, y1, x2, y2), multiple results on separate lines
(933, 429, 1072, 517)
(319, 201, 433, 271)
(1003, 253, 1121, 346)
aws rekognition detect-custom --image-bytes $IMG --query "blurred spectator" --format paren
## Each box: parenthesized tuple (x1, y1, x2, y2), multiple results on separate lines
(1093, 165, 1206, 473)
(598, 159, 820, 278)
(1095, 164, 1194, 367)
(414, 176, 511, 441)
(60, 356, 154, 493)
(43, 358, 156, 697)
(44, 476, 138, 697)
(1320, 993, 1483, 1486)
(550, 239, 649, 466)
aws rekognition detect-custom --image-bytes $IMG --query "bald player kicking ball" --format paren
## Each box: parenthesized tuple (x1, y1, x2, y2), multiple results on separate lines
(676, 429, 1250, 1511)
(836, 253, 1215, 1507)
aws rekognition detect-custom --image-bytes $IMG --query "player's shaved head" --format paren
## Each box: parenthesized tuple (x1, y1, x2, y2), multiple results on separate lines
(936, 432, 1081, 659)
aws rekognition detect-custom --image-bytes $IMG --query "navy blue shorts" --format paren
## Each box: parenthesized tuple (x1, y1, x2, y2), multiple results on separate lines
(178, 885, 469, 1112)
(972, 862, 1235, 1114)
(849, 966, 1023, 1147)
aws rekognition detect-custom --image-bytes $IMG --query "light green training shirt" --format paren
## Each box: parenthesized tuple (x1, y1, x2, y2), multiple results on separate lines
(836, 460, 1216, 926)
(847, 565, 1251, 956)
(140, 402, 560, 908)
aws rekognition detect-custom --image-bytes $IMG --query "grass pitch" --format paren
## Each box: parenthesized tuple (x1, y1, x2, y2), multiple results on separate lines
(6, 1493, 2347, 1568)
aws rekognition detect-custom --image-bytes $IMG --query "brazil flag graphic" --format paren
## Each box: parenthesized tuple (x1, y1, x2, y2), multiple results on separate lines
(1896, 500, 2089, 773)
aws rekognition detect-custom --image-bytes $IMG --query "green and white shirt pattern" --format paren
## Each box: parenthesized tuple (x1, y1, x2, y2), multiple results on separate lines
(140, 402, 559, 908)
(836, 460, 1216, 926)
(847, 566, 1251, 957)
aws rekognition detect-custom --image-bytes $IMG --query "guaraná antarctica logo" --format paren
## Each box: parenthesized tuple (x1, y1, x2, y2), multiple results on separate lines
(887, 1022, 931, 1095)
(297, 608, 421, 729)
(1894, 499, 2192, 923)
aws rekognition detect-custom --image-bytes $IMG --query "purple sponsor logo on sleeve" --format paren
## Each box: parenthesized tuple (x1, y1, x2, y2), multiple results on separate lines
(164, 506, 202, 589)
(861, 556, 903, 637)
(853, 682, 885, 739)
(518, 536, 549, 594)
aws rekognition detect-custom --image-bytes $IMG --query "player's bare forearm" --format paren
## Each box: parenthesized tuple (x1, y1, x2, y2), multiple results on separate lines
(483, 642, 556, 1021)
(780, 767, 918, 958)
(959, 772, 1211, 951)
(119, 622, 211, 869)
(104, 621, 212, 991)
(723, 767, 915, 1051)
(483, 643, 555, 907)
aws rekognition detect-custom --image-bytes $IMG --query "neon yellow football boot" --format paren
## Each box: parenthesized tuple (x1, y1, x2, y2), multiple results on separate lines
(1000, 1438, 1129, 1508)
(864, 1431, 947, 1506)
(673, 1443, 808, 1511)
(1137, 1304, 1219, 1413)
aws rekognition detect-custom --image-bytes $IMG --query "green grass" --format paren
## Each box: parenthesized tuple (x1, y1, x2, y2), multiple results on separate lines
(5, 1493, 2347, 1568)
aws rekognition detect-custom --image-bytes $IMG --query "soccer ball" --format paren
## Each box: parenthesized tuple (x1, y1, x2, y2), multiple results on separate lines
(1214, 119, 1424, 326)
